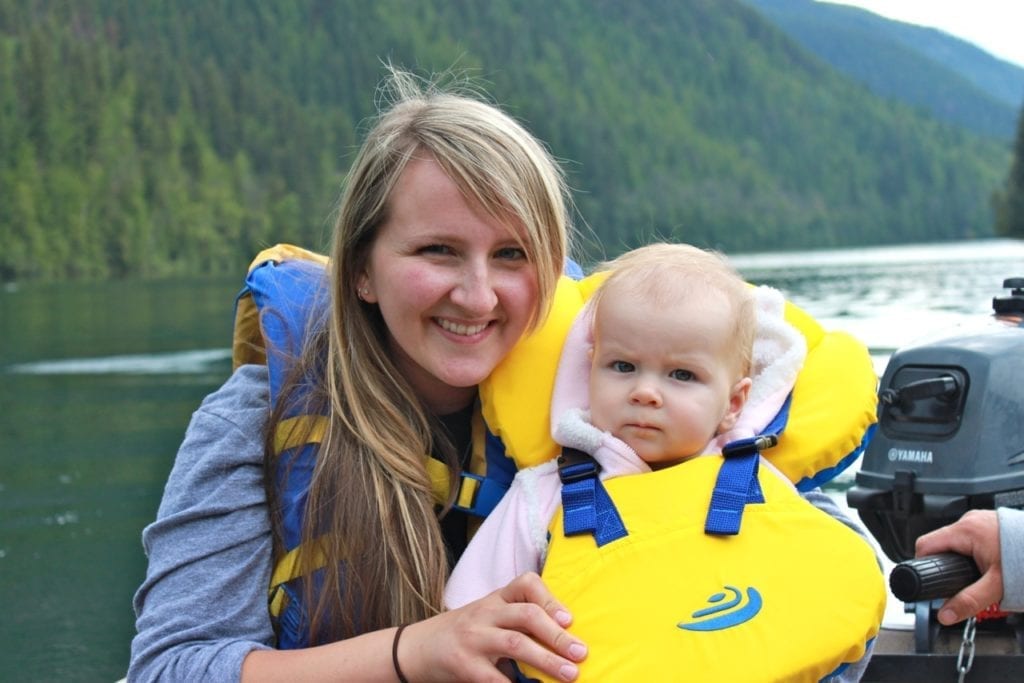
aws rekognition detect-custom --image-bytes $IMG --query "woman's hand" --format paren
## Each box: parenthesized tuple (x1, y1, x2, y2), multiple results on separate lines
(242, 573, 586, 682)
(915, 509, 1004, 625)
(398, 572, 587, 682)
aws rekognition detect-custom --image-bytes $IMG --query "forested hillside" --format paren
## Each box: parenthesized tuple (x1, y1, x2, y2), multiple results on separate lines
(0, 0, 1013, 281)
(744, 0, 1024, 139)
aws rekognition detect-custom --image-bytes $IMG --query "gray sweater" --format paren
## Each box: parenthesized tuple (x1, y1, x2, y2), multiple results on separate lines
(130, 364, 275, 682)
(999, 507, 1024, 610)
(137, 364, 1024, 682)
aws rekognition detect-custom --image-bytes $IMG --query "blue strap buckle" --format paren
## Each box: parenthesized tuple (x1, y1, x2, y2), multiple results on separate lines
(705, 435, 778, 536)
(558, 447, 600, 484)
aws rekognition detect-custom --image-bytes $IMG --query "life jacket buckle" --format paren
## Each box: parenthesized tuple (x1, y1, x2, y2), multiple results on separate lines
(722, 434, 779, 459)
(558, 447, 600, 484)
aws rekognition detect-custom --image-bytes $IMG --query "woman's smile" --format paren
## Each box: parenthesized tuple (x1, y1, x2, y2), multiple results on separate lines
(436, 317, 493, 337)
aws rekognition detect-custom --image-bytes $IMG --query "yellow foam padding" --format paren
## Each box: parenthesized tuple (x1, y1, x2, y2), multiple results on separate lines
(769, 301, 878, 484)
(479, 272, 606, 468)
(521, 456, 886, 682)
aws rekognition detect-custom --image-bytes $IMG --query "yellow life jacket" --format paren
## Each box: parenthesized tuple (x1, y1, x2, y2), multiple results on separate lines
(520, 455, 886, 682)
(494, 278, 883, 681)
(487, 268, 879, 490)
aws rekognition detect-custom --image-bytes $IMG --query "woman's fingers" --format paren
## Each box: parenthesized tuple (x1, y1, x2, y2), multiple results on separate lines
(479, 573, 585, 680)
(486, 601, 586, 681)
(402, 573, 586, 682)
(499, 572, 573, 627)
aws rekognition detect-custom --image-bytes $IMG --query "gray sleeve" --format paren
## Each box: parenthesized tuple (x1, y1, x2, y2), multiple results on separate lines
(129, 364, 276, 683)
(802, 488, 878, 683)
(998, 507, 1024, 611)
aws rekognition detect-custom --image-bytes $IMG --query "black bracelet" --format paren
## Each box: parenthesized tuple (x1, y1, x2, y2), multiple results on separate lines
(392, 624, 410, 683)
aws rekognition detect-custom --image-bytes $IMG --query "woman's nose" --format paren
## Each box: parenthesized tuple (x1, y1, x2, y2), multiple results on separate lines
(451, 262, 498, 313)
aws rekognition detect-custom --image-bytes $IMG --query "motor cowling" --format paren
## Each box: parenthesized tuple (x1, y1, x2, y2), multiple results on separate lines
(848, 279, 1024, 562)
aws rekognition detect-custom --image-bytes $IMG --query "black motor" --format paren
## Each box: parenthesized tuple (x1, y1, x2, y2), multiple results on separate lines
(848, 278, 1024, 563)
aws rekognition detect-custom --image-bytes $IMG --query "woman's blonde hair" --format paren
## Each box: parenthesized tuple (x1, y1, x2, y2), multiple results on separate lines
(591, 243, 755, 376)
(267, 67, 571, 643)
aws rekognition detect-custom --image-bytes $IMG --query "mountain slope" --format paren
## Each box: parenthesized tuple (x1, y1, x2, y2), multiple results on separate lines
(0, 0, 1011, 280)
(876, 12, 1024, 109)
(744, 0, 1023, 139)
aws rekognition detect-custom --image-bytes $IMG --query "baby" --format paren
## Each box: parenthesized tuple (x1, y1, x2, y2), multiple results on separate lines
(445, 244, 883, 683)
(446, 242, 804, 603)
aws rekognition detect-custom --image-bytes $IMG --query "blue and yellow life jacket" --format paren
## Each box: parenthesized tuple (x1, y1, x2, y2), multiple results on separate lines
(232, 244, 880, 654)
(232, 244, 589, 647)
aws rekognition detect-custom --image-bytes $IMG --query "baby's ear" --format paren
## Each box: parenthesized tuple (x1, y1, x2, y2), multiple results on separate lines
(717, 377, 753, 433)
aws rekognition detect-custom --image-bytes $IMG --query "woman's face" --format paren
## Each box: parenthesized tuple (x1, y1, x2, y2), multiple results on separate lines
(360, 155, 540, 414)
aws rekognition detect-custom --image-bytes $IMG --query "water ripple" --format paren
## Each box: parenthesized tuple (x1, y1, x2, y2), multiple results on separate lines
(4, 348, 231, 375)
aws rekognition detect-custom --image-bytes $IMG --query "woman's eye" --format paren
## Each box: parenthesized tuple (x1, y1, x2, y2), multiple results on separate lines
(611, 360, 634, 373)
(670, 369, 695, 381)
(494, 246, 527, 261)
(420, 244, 454, 256)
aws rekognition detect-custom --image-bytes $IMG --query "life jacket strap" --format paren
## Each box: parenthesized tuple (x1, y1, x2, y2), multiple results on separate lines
(558, 447, 628, 546)
(272, 413, 505, 513)
(268, 540, 327, 618)
(274, 415, 327, 453)
(704, 436, 776, 536)
(449, 410, 513, 516)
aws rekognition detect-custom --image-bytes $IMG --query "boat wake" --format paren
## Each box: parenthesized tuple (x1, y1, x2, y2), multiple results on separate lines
(4, 348, 232, 375)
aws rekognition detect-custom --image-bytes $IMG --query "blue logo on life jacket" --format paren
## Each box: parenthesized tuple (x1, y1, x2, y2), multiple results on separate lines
(678, 586, 762, 631)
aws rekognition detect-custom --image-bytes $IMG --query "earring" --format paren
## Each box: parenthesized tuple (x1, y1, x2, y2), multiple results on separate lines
(358, 287, 369, 301)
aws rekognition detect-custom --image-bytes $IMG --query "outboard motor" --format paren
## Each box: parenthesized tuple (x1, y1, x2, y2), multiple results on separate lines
(848, 278, 1024, 652)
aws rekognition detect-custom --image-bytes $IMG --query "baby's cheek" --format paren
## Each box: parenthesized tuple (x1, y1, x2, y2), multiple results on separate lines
(588, 395, 612, 433)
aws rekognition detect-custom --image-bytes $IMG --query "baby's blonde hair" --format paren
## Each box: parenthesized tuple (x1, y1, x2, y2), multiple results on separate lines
(591, 243, 756, 376)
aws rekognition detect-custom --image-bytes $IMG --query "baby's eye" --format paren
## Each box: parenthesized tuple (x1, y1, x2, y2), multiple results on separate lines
(670, 369, 695, 381)
(494, 246, 528, 261)
(611, 360, 635, 373)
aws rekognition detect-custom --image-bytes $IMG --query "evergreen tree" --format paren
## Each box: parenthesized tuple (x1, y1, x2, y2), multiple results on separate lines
(0, 0, 1016, 282)
(995, 101, 1024, 238)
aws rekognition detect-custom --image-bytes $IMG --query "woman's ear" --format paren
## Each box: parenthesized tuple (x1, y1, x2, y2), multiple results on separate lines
(356, 274, 377, 303)
(717, 377, 753, 433)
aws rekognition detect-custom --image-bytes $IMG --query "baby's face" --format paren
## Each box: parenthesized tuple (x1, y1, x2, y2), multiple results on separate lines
(588, 287, 747, 468)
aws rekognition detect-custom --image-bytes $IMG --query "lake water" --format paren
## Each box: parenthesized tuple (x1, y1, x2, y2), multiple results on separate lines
(2, 239, 1023, 681)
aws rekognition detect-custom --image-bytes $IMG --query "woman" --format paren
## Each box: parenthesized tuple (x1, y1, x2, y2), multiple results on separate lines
(130, 68, 588, 682)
